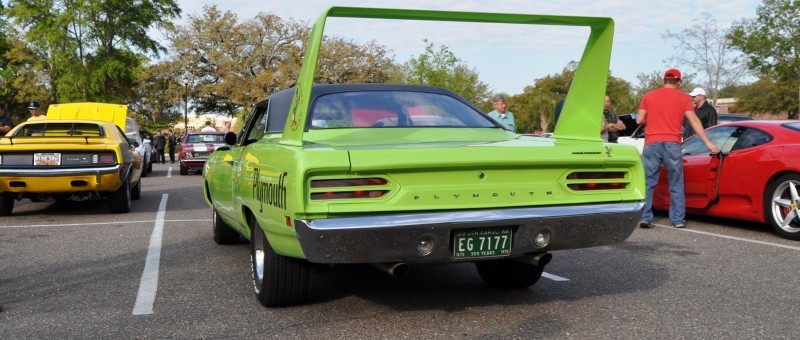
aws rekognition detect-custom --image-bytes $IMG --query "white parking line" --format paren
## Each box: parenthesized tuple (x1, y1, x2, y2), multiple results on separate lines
(167, 166, 172, 178)
(542, 272, 570, 281)
(132, 193, 169, 316)
(0, 219, 210, 229)
(655, 223, 800, 251)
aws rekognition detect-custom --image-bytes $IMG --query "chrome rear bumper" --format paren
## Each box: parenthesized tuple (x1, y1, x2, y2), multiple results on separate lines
(0, 165, 120, 177)
(295, 202, 644, 264)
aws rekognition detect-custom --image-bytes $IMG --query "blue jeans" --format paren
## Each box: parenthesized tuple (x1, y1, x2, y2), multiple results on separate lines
(641, 142, 685, 225)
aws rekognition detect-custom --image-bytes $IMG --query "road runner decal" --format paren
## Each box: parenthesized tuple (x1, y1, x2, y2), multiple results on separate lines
(253, 168, 287, 212)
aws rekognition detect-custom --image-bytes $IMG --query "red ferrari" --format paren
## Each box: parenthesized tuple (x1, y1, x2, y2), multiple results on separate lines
(653, 120, 800, 240)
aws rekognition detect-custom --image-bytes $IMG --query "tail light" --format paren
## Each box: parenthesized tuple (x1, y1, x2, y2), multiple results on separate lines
(566, 171, 628, 191)
(309, 177, 389, 200)
(97, 153, 116, 164)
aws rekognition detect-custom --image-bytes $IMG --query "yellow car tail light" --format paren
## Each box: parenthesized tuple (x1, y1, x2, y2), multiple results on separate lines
(97, 153, 116, 164)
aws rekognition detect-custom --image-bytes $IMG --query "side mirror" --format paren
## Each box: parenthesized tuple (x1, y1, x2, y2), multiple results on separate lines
(224, 132, 237, 145)
(130, 141, 140, 148)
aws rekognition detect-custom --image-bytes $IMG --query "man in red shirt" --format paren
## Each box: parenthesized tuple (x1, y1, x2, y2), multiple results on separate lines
(636, 69, 719, 229)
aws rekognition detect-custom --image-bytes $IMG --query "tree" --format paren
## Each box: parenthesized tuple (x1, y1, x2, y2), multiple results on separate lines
(402, 40, 489, 104)
(729, 0, 800, 119)
(3, 32, 50, 120)
(167, 5, 399, 117)
(735, 75, 798, 116)
(508, 63, 636, 133)
(663, 12, 748, 105)
(633, 70, 699, 101)
(6, 0, 181, 103)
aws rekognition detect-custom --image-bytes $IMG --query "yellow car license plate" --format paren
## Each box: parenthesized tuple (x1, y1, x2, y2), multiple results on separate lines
(34, 153, 61, 166)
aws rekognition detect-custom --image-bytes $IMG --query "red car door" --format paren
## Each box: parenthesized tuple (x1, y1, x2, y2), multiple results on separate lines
(682, 153, 720, 209)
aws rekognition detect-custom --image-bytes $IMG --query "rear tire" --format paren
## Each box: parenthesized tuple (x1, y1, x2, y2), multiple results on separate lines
(475, 259, 545, 289)
(764, 173, 800, 240)
(250, 218, 309, 307)
(213, 209, 239, 244)
(179, 163, 188, 175)
(131, 180, 141, 200)
(108, 178, 131, 213)
(0, 194, 14, 216)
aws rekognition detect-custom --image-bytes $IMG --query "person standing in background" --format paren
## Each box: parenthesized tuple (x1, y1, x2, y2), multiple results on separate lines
(554, 78, 572, 125)
(220, 121, 232, 133)
(167, 129, 177, 164)
(153, 130, 167, 164)
(200, 121, 216, 132)
(487, 95, 516, 132)
(602, 95, 625, 142)
(26, 102, 45, 121)
(636, 69, 719, 229)
(682, 87, 718, 140)
(0, 104, 14, 136)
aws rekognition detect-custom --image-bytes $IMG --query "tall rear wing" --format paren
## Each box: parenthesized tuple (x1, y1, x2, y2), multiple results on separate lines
(281, 6, 614, 145)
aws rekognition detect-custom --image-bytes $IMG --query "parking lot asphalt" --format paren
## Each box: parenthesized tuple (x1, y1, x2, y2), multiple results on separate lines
(1, 163, 799, 338)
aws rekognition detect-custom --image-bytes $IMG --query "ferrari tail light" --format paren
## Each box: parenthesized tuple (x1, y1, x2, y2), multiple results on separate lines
(309, 177, 389, 200)
(566, 171, 628, 191)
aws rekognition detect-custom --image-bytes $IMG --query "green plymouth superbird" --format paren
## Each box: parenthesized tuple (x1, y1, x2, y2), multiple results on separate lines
(203, 7, 644, 307)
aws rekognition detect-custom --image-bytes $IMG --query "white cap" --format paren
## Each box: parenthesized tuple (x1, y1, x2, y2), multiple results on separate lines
(689, 87, 706, 97)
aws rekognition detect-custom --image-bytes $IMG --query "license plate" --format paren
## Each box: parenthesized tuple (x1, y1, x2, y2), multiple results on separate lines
(453, 227, 512, 259)
(34, 153, 61, 166)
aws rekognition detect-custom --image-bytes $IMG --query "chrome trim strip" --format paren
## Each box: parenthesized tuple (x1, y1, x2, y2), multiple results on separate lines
(0, 165, 120, 177)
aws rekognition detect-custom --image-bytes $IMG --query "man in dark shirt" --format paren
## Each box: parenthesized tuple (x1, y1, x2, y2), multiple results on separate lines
(0, 104, 14, 136)
(682, 87, 718, 140)
(153, 130, 167, 164)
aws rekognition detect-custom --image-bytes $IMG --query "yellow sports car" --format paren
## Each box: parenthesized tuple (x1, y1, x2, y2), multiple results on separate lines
(0, 104, 143, 215)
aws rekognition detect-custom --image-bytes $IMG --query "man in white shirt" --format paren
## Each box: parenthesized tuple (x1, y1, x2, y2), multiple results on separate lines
(486, 95, 516, 132)
(200, 121, 216, 132)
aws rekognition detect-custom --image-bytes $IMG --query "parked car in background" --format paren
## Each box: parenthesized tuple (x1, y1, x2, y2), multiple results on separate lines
(139, 130, 155, 175)
(202, 7, 645, 307)
(0, 103, 143, 215)
(717, 113, 754, 124)
(617, 113, 638, 137)
(652, 120, 800, 240)
(617, 113, 755, 154)
(179, 131, 226, 175)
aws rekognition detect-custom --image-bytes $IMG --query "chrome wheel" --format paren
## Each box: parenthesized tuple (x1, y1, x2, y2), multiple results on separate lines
(767, 175, 800, 239)
(251, 227, 266, 290)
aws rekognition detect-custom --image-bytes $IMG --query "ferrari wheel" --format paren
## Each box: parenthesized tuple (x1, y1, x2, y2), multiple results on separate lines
(765, 173, 800, 240)
(179, 163, 188, 175)
(250, 218, 309, 307)
(475, 258, 545, 289)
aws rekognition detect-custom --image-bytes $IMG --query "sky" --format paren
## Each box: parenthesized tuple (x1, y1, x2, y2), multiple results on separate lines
(173, 0, 762, 95)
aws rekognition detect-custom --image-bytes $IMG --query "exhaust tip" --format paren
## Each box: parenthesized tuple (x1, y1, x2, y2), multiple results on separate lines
(372, 262, 409, 278)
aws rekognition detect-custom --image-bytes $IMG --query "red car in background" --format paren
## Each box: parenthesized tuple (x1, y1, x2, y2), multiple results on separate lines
(179, 132, 227, 175)
(653, 120, 800, 240)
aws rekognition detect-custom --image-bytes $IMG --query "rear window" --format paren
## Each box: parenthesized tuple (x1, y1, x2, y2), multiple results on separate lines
(185, 134, 225, 143)
(783, 122, 800, 132)
(308, 91, 495, 129)
(11, 122, 106, 137)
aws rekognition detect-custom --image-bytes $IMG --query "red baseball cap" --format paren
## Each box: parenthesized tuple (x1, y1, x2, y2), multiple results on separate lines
(664, 68, 681, 80)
